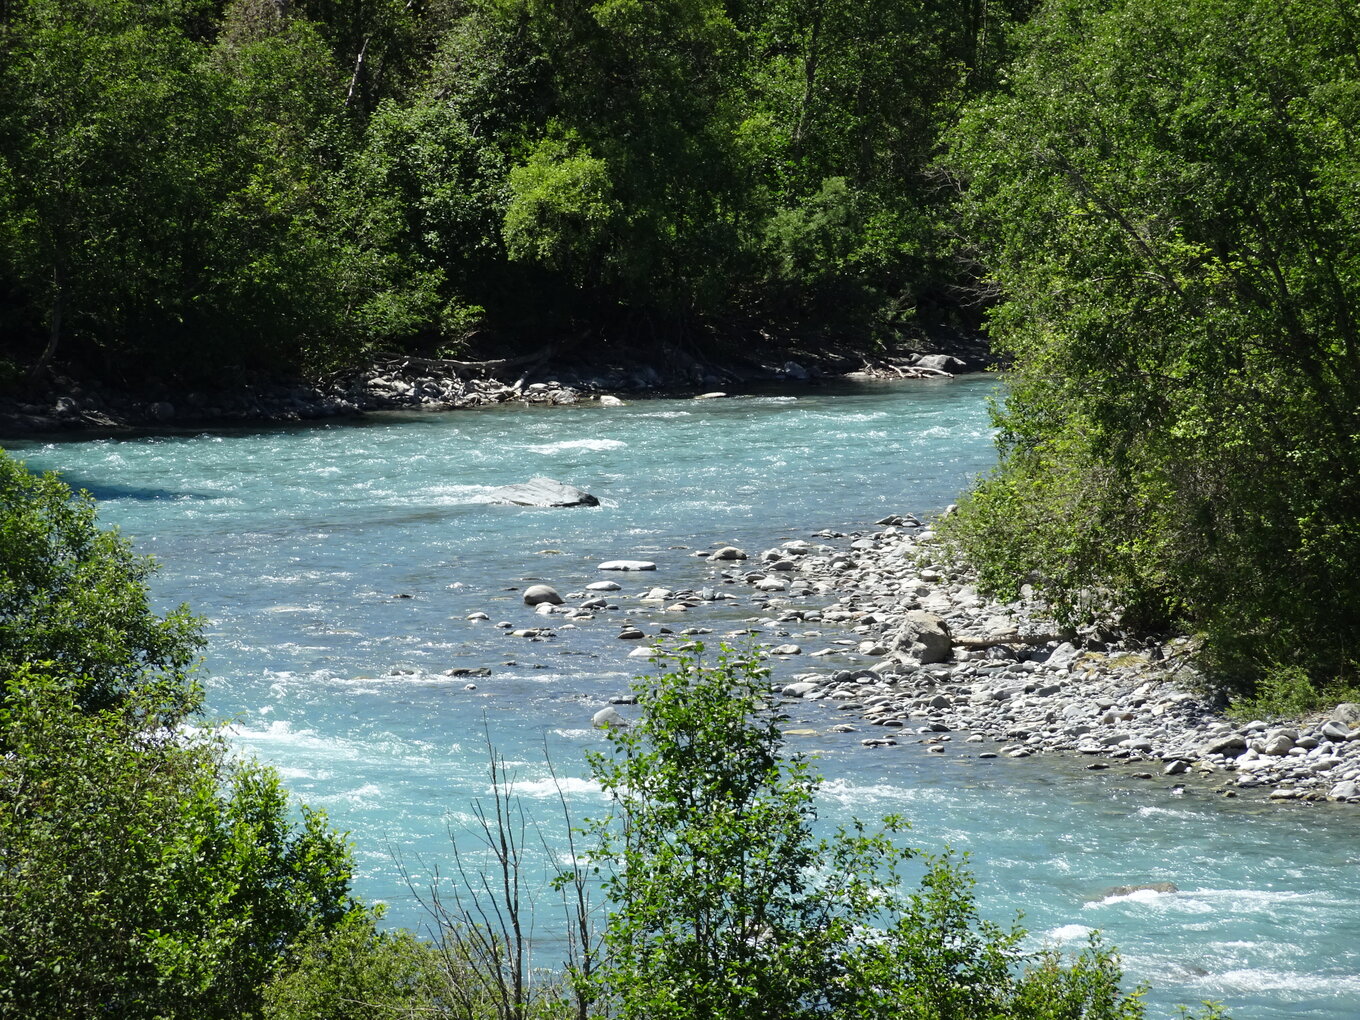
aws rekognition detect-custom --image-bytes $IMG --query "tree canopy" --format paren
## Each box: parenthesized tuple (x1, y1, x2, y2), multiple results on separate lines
(0, 0, 1030, 381)
(944, 0, 1360, 691)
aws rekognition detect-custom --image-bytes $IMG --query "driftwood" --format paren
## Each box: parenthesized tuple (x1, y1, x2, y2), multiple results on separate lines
(951, 632, 1059, 650)
(372, 347, 555, 376)
(867, 360, 954, 380)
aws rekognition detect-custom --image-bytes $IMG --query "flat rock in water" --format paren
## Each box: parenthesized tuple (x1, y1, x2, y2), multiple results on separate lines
(598, 560, 657, 571)
(1094, 882, 1178, 902)
(487, 477, 599, 507)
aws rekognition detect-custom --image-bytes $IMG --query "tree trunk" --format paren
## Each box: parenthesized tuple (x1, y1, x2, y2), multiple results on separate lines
(29, 273, 63, 386)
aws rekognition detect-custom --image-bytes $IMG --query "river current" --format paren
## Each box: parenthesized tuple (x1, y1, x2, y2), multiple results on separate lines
(10, 376, 1360, 1018)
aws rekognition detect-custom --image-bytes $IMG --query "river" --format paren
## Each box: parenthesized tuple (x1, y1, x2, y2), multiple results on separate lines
(10, 376, 1360, 1018)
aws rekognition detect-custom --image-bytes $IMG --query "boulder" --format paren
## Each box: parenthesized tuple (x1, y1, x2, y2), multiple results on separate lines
(1321, 720, 1354, 742)
(1202, 732, 1247, 755)
(522, 584, 563, 606)
(599, 395, 626, 407)
(592, 706, 627, 729)
(488, 477, 599, 508)
(1094, 882, 1178, 901)
(1045, 642, 1081, 670)
(710, 546, 748, 560)
(889, 611, 952, 664)
(1331, 703, 1360, 728)
(1328, 780, 1359, 802)
(598, 560, 657, 571)
(587, 580, 623, 591)
(1260, 731, 1295, 756)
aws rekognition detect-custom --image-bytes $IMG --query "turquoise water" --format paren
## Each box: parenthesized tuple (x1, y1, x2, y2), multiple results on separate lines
(10, 376, 1360, 1019)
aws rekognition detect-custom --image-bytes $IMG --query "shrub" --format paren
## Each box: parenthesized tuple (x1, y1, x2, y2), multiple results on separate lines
(580, 645, 1216, 1019)
(0, 667, 361, 1019)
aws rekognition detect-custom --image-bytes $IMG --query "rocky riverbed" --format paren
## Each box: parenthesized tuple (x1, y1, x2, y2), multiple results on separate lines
(509, 517, 1360, 806)
(739, 520, 1360, 805)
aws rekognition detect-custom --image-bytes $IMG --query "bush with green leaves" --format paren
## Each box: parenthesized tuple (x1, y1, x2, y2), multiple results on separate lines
(0, 449, 203, 712)
(0, 666, 362, 1019)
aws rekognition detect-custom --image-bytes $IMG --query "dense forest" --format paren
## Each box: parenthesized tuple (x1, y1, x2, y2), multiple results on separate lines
(0, 0, 1032, 385)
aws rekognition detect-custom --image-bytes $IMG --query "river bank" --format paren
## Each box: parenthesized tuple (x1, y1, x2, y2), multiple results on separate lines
(711, 520, 1360, 805)
(494, 505, 1360, 806)
(0, 330, 990, 436)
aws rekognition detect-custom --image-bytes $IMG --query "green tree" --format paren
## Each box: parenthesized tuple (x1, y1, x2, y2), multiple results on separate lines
(582, 646, 1183, 1019)
(0, 449, 202, 713)
(946, 0, 1360, 691)
(0, 0, 220, 378)
(738, 0, 1035, 331)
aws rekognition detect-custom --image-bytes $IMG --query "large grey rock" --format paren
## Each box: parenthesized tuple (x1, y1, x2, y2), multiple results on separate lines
(1321, 720, 1354, 742)
(1331, 703, 1360, 728)
(1045, 642, 1081, 670)
(710, 546, 748, 560)
(1202, 732, 1247, 755)
(889, 611, 952, 664)
(1094, 882, 1178, 901)
(592, 706, 627, 729)
(1328, 780, 1359, 801)
(488, 477, 599, 507)
(522, 584, 563, 606)
(1261, 732, 1295, 756)
(598, 560, 657, 571)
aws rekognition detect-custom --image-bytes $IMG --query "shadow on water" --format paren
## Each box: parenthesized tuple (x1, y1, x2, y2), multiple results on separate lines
(48, 477, 213, 503)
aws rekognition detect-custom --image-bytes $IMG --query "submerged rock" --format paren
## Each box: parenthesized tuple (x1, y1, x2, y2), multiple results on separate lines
(487, 477, 599, 507)
(1094, 882, 1179, 901)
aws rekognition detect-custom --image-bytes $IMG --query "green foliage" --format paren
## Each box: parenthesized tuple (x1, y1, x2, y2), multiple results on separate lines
(505, 136, 620, 285)
(262, 914, 453, 1020)
(0, 0, 1036, 374)
(947, 0, 1360, 691)
(0, 448, 202, 713)
(581, 645, 1173, 1020)
(1226, 662, 1360, 721)
(0, 666, 361, 1019)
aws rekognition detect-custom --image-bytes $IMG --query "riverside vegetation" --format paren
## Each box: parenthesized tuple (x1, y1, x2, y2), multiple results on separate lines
(0, 451, 1232, 1016)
